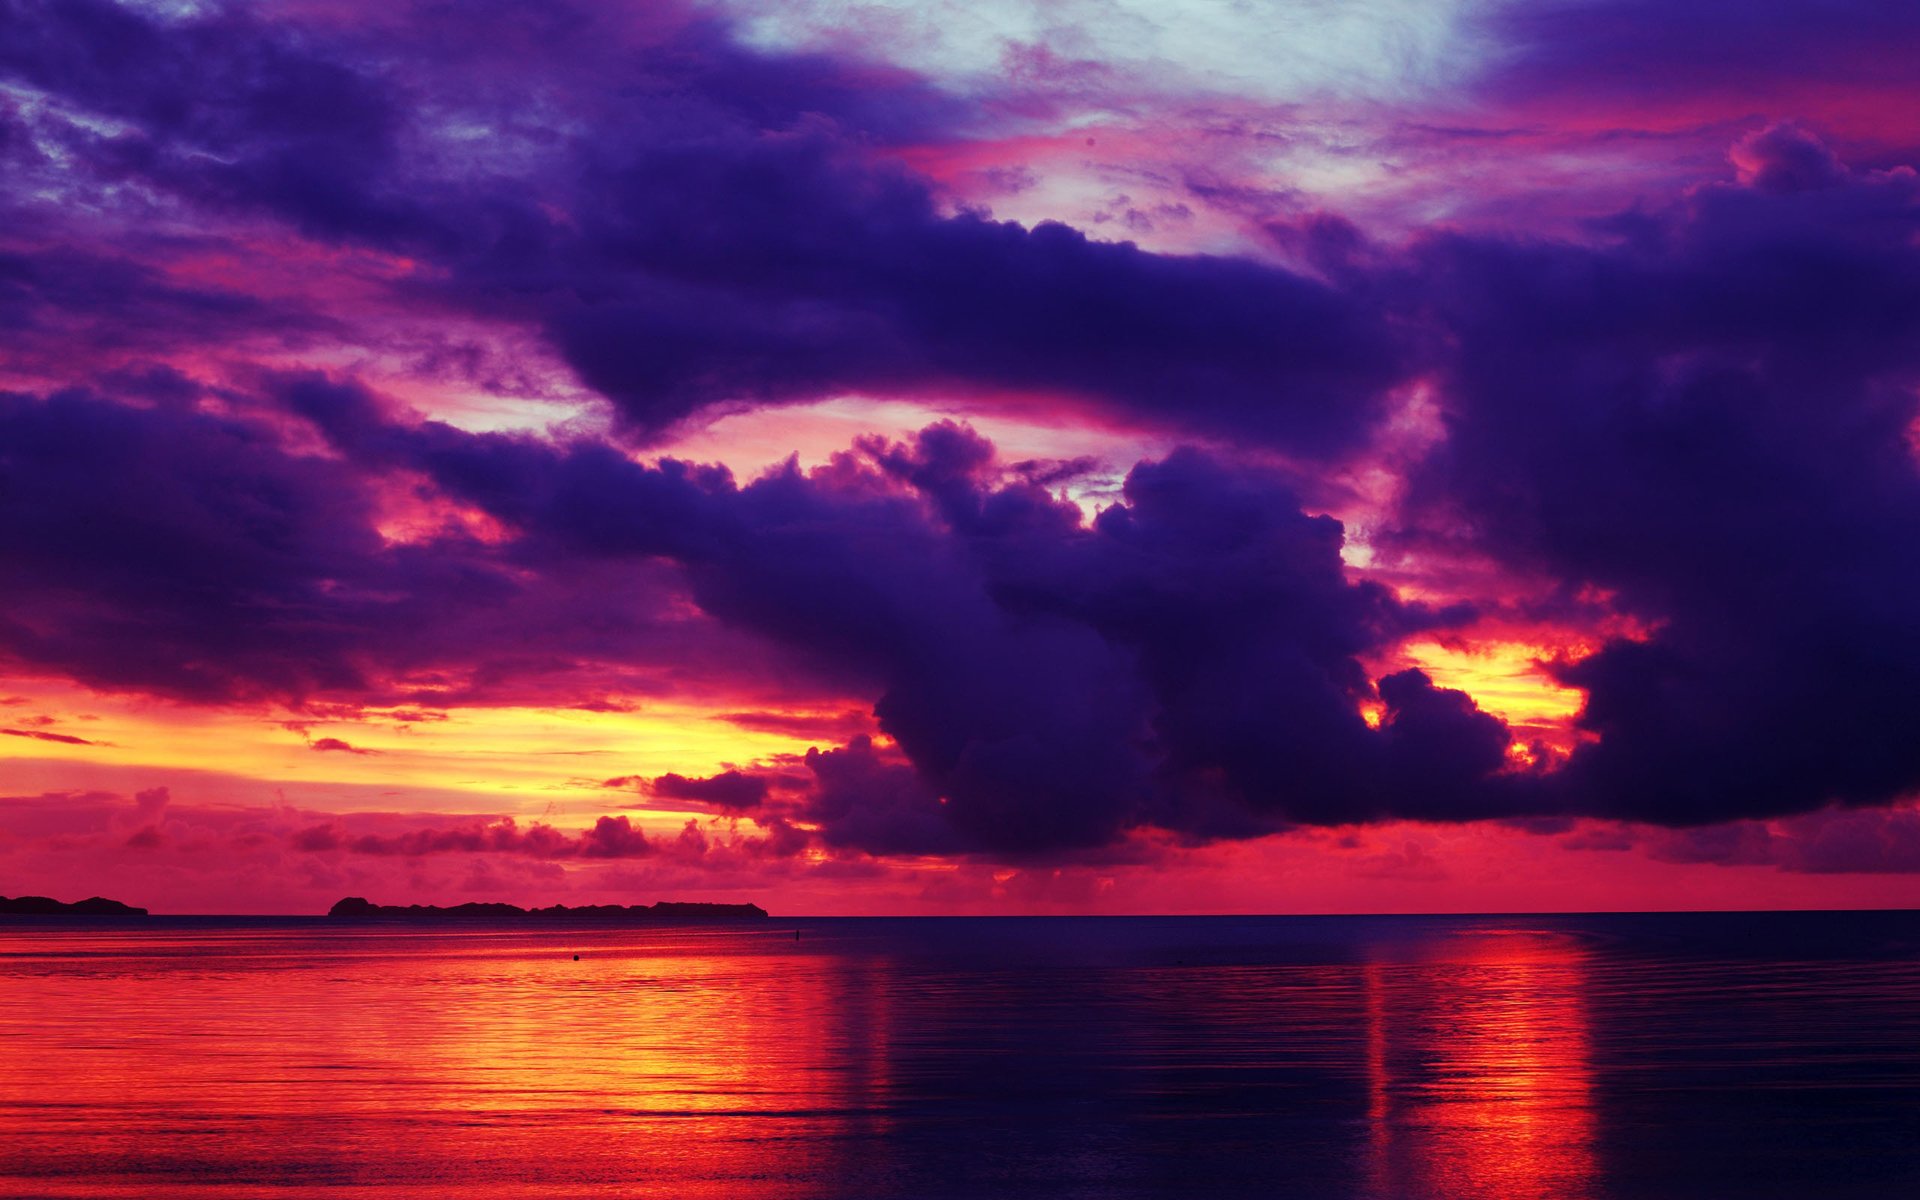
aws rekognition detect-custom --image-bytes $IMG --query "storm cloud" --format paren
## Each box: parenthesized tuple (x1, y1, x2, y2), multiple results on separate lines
(1395, 128, 1920, 825)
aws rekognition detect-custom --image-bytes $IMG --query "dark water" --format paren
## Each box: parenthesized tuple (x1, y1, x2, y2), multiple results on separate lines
(2, 912, 1918, 1198)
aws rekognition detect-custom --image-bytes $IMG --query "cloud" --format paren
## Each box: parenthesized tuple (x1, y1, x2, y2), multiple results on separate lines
(309, 737, 377, 755)
(2, 727, 101, 745)
(716, 708, 873, 740)
(801, 735, 959, 856)
(124, 824, 164, 849)
(310, 409, 1515, 853)
(0, 247, 325, 389)
(0, 0, 418, 245)
(2, 0, 1411, 454)
(1563, 805, 1920, 875)
(0, 385, 790, 708)
(285, 808, 810, 866)
(1391, 125, 1920, 826)
(1731, 122, 1851, 194)
(1485, 0, 1920, 125)
(578, 814, 651, 858)
(646, 770, 770, 810)
(0, 387, 411, 700)
(293, 816, 615, 859)
(133, 786, 169, 821)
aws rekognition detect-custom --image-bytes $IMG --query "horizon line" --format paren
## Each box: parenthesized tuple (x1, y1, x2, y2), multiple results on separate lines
(8, 904, 1918, 921)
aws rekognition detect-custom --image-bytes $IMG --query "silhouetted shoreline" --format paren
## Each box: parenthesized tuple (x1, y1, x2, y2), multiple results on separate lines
(0, 895, 148, 916)
(326, 897, 768, 924)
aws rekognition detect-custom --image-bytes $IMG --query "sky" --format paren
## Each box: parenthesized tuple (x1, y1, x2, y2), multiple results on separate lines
(4, 0, 1920, 915)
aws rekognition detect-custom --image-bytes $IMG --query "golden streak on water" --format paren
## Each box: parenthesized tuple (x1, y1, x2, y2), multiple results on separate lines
(1361, 931, 1595, 1200)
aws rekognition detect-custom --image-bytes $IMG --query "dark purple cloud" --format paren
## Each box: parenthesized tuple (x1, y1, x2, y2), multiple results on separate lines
(0, 248, 323, 379)
(1394, 127, 1920, 826)
(0, 386, 395, 699)
(304, 404, 1507, 853)
(647, 770, 770, 810)
(0, 385, 798, 706)
(1485, 0, 1920, 121)
(0, 0, 422, 245)
(1, 0, 1409, 454)
(523, 166, 1405, 449)
(800, 735, 957, 856)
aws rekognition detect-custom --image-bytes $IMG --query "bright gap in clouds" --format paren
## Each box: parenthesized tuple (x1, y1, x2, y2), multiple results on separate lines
(659, 392, 1188, 513)
(0, 676, 835, 829)
(710, 0, 1490, 106)
(707, 0, 1497, 252)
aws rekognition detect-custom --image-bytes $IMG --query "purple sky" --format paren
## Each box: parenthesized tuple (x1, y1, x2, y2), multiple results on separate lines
(4, 0, 1920, 913)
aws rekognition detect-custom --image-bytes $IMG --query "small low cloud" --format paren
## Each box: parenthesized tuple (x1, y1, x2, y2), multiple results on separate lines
(718, 710, 873, 740)
(310, 737, 377, 755)
(3, 728, 104, 746)
(290, 815, 651, 859)
(1560, 806, 1920, 875)
(646, 770, 769, 810)
(125, 825, 165, 849)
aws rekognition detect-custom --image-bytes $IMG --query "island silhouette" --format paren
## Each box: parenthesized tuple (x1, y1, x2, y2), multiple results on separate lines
(0, 895, 148, 916)
(327, 897, 768, 924)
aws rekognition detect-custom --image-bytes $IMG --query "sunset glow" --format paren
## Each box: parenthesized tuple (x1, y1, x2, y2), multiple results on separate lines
(5, 0, 1920, 917)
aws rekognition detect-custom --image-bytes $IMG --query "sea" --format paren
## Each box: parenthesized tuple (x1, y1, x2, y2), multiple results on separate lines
(2, 911, 1917, 1199)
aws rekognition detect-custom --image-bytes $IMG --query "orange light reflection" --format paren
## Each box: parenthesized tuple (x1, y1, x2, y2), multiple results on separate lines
(0, 926, 897, 1199)
(1361, 929, 1597, 1200)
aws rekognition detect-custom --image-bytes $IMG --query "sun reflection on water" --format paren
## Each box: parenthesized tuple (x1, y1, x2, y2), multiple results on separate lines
(1361, 929, 1597, 1200)
(8, 916, 1918, 1199)
(0, 926, 897, 1198)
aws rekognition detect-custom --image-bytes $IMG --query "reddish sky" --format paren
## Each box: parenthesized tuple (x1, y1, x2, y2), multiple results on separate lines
(5, 0, 1920, 914)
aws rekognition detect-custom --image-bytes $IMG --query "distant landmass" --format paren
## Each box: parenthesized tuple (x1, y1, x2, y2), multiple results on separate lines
(327, 897, 769, 924)
(0, 895, 148, 916)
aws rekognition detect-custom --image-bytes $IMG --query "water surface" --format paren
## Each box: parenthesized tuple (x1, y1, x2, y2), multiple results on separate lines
(2, 912, 1917, 1198)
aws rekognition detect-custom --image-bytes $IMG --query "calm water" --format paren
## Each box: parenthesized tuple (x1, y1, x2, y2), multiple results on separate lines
(2, 912, 1918, 1198)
